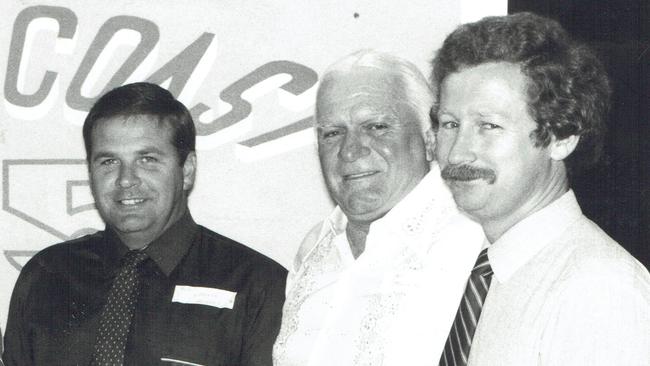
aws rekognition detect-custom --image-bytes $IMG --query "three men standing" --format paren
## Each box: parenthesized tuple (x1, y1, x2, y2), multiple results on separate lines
(3, 10, 649, 366)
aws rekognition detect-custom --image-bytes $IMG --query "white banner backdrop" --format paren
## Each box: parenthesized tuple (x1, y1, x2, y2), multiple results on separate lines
(0, 0, 506, 328)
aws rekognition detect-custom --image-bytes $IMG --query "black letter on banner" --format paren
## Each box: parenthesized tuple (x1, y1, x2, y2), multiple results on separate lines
(66, 16, 159, 111)
(5, 6, 76, 107)
(192, 61, 318, 136)
(146, 32, 215, 97)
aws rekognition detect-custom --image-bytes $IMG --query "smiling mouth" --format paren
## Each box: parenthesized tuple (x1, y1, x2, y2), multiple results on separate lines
(118, 198, 146, 206)
(343, 171, 379, 180)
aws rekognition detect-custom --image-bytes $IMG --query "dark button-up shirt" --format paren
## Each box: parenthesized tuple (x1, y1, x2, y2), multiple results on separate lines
(3, 212, 287, 366)
(1, 325, 4, 366)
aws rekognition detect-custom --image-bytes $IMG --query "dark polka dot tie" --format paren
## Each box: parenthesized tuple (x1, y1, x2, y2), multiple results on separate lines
(91, 250, 148, 366)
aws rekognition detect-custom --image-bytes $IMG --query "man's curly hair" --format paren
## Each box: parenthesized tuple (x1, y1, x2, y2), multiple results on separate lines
(431, 12, 611, 175)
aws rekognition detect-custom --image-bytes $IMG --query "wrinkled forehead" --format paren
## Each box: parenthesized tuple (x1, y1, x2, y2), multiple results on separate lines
(316, 68, 407, 123)
(318, 67, 404, 102)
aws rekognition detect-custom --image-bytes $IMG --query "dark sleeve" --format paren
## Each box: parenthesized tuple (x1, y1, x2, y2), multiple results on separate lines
(2, 259, 39, 366)
(240, 262, 287, 366)
(1, 323, 4, 366)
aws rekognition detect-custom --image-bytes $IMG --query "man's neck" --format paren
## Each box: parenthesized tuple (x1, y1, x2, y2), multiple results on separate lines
(346, 221, 370, 259)
(116, 233, 154, 251)
(483, 183, 569, 243)
(113, 206, 189, 251)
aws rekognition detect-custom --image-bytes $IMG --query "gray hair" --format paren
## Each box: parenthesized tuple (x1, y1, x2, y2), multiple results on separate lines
(317, 49, 434, 135)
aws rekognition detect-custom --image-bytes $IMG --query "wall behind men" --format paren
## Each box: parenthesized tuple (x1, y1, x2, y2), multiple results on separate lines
(0, 0, 507, 329)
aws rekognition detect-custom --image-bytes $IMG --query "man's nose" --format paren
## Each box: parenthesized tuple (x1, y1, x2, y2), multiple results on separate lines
(446, 129, 477, 165)
(117, 163, 141, 188)
(338, 131, 371, 162)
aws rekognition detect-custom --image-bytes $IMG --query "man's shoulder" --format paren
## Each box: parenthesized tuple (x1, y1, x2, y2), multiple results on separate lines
(22, 231, 105, 274)
(565, 217, 640, 265)
(13, 232, 106, 296)
(293, 221, 326, 272)
(554, 216, 650, 291)
(195, 225, 287, 276)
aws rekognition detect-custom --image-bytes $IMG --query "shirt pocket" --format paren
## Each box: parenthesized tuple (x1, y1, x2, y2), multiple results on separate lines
(162, 295, 245, 366)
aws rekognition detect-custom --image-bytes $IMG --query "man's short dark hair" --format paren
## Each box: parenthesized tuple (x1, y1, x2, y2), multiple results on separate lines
(431, 12, 611, 174)
(82, 82, 196, 164)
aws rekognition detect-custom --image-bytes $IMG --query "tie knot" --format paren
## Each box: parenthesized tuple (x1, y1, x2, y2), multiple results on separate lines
(121, 250, 148, 269)
(472, 248, 492, 277)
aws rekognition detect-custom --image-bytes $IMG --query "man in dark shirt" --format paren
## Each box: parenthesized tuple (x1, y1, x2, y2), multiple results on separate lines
(2, 82, 287, 366)
(1, 325, 4, 366)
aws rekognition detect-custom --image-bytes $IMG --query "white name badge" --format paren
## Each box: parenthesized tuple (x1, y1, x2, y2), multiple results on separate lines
(161, 357, 205, 366)
(172, 285, 237, 309)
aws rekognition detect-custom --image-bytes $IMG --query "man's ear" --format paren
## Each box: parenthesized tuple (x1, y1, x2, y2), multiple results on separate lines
(424, 128, 436, 162)
(182, 151, 197, 191)
(549, 134, 580, 161)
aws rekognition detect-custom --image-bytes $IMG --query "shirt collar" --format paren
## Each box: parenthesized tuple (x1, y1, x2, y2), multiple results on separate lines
(323, 206, 348, 238)
(487, 190, 583, 283)
(105, 209, 199, 277)
(369, 163, 457, 237)
(318, 163, 462, 257)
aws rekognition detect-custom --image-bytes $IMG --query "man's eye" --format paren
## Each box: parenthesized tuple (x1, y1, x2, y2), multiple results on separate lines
(366, 123, 389, 131)
(321, 129, 341, 139)
(140, 156, 158, 163)
(480, 122, 501, 130)
(369, 123, 388, 130)
(100, 158, 118, 166)
(440, 121, 459, 129)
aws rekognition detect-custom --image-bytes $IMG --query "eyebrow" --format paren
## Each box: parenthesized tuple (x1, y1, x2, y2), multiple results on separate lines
(352, 107, 394, 120)
(473, 110, 503, 117)
(437, 109, 506, 120)
(136, 147, 166, 155)
(91, 146, 168, 161)
(90, 151, 114, 163)
(437, 109, 457, 118)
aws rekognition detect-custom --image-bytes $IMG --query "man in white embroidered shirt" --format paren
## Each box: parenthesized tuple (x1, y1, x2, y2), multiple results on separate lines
(272, 50, 484, 366)
(431, 12, 650, 366)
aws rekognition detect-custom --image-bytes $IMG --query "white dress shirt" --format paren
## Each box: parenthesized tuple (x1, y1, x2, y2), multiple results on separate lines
(468, 190, 650, 366)
(273, 164, 485, 366)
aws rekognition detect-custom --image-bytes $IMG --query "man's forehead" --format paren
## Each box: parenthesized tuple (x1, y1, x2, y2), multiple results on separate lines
(93, 114, 172, 134)
(320, 101, 395, 124)
(438, 62, 530, 115)
(90, 114, 177, 150)
(320, 67, 402, 98)
(316, 68, 407, 122)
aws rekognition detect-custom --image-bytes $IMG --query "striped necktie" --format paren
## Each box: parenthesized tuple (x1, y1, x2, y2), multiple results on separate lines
(91, 250, 148, 366)
(439, 248, 493, 366)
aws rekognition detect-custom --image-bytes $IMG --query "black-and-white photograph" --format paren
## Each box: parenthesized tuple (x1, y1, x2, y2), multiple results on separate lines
(1, 0, 648, 364)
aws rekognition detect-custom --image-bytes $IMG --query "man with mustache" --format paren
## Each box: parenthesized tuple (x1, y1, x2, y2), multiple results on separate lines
(431, 12, 650, 365)
(3, 82, 286, 365)
(273, 50, 484, 366)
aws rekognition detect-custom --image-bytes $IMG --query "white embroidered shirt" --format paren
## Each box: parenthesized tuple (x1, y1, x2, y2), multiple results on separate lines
(273, 164, 485, 366)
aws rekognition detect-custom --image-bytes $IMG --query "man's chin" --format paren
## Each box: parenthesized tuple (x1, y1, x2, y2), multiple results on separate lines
(452, 191, 486, 217)
(341, 204, 388, 225)
(110, 216, 151, 234)
(448, 188, 488, 213)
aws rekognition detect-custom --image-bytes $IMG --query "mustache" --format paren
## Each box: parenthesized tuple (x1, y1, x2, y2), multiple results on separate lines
(441, 164, 497, 184)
